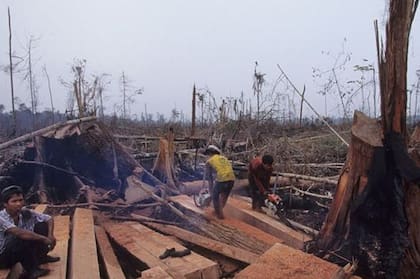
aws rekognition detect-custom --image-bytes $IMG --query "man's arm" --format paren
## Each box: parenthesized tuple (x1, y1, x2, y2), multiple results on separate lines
(6, 227, 52, 245)
(252, 173, 267, 194)
(205, 162, 214, 190)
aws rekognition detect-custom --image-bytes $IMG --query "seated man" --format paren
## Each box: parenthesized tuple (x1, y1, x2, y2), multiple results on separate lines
(248, 154, 274, 211)
(0, 185, 59, 278)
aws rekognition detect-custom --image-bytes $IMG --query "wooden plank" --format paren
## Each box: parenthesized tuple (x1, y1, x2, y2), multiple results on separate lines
(69, 208, 100, 279)
(42, 215, 70, 279)
(94, 226, 125, 279)
(146, 223, 258, 264)
(103, 222, 185, 278)
(129, 223, 219, 279)
(235, 243, 361, 279)
(104, 222, 219, 279)
(168, 195, 205, 216)
(225, 196, 311, 249)
(34, 204, 48, 213)
(141, 266, 172, 279)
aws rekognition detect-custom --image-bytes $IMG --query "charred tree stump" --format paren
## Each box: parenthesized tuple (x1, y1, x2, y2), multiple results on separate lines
(317, 112, 383, 250)
(317, 1, 419, 278)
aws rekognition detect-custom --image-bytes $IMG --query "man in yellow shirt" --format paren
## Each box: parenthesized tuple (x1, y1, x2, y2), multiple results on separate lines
(205, 145, 235, 219)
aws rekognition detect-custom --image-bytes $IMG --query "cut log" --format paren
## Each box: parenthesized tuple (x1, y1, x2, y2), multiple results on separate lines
(145, 222, 259, 264)
(69, 208, 100, 279)
(95, 226, 125, 279)
(104, 222, 220, 278)
(180, 176, 325, 196)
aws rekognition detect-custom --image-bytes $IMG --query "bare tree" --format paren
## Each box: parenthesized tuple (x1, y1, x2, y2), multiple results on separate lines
(21, 36, 41, 130)
(60, 59, 109, 118)
(42, 65, 55, 123)
(119, 71, 143, 119)
(7, 7, 16, 135)
(252, 61, 265, 124)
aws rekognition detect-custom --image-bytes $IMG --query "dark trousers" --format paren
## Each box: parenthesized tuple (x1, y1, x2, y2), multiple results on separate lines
(0, 222, 49, 272)
(212, 180, 234, 214)
(249, 183, 265, 209)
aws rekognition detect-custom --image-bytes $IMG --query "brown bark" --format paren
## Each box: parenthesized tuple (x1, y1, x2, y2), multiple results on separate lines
(151, 137, 178, 192)
(191, 84, 196, 136)
(317, 1, 419, 278)
(317, 111, 383, 250)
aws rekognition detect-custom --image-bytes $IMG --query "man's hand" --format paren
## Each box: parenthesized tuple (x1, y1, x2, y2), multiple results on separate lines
(42, 236, 56, 250)
(48, 235, 57, 250)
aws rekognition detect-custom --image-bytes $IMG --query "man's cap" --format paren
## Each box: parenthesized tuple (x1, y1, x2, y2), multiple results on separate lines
(1, 185, 23, 202)
(206, 145, 221, 154)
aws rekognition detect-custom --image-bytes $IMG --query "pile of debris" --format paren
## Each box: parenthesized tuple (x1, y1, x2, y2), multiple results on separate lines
(0, 117, 362, 278)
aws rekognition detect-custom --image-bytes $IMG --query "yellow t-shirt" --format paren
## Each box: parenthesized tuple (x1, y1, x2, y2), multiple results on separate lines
(206, 154, 235, 182)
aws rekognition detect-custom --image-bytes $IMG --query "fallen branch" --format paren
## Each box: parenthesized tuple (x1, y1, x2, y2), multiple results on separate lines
(46, 202, 159, 209)
(278, 172, 338, 185)
(287, 219, 319, 237)
(232, 166, 338, 186)
(111, 214, 180, 226)
(276, 64, 349, 147)
(291, 163, 344, 169)
(130, 176, 186, 219)
(18, 159, 95, 185)
(47, 202, 120, 208)
(291, 186, 334, 200)
(0, 116, 96, 150)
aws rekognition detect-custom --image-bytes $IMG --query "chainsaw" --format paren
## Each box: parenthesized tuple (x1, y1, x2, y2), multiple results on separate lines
(262, 173, 295, 229)
(263, 193, 295, 228)
(193, 187, 212, 208)
(193, 170, 212, 208)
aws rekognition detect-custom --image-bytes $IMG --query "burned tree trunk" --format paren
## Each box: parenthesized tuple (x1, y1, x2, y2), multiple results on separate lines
(316, 111, 383, 250)
(317, 1, 419, 278)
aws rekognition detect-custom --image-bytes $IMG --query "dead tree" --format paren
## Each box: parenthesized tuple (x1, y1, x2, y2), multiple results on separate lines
(8, 7, 16, 135)
(191, 84, 196, 137)
(316, 1, 419, 278)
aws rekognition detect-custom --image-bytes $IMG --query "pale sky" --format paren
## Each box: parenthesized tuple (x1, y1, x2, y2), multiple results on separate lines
(0, 0, 419, 120)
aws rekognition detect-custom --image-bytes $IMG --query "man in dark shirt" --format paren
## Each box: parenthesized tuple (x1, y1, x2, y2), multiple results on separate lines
(248, 155, 274, 211)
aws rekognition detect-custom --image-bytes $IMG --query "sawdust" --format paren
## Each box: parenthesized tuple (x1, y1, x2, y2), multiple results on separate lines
(235, 243, 341, 279)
